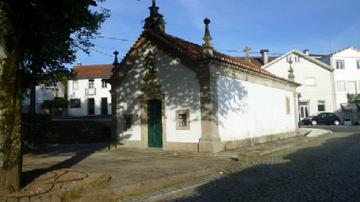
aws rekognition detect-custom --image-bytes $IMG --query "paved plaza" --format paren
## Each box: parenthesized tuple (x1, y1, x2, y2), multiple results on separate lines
(168, 126, 360, 201)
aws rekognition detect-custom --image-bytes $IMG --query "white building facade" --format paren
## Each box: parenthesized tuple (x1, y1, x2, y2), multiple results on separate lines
(67, 64, 112, 116)
(321, 47, 360, 124)
(22, 82, 65, 114)
(262, 50, 336, 120)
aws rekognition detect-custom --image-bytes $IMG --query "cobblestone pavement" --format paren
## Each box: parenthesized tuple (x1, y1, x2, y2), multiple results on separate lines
(169, 131, 360, 202)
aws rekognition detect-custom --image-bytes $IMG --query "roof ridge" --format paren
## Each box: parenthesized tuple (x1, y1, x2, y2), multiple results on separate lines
(74, 64, 112, 68)
(114, 29, 298, 86)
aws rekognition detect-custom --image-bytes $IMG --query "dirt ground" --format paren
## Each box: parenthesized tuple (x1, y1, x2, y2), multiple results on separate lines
(9, 144, 232, 201)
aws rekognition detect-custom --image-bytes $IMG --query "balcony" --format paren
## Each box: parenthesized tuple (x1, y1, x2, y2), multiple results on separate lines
(86, 88, 96, 95)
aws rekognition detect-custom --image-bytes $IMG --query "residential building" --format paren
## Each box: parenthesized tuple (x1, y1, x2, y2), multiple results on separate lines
(261, 50, 336, 120)
(67, 64, 112, 116)
(22, 82, 65, 114)
(110, 1, 299, 153)
(321, 47, 360, 124)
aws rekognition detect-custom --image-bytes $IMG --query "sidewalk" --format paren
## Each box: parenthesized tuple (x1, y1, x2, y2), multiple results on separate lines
(5, 146, 229, 201)
(2, 130, 331, 201)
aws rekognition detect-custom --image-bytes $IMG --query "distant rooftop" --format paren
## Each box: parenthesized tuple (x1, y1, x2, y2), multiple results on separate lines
(72, 64, 113, 79)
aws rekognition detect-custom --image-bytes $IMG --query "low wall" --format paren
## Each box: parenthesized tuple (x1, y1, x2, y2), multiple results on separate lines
(22, 114, 112, 145)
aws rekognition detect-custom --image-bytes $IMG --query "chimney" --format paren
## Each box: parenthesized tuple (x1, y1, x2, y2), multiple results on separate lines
(77, 61, 82, 66)
(303, 49, 309, 55)
(260, 49, 269, 65)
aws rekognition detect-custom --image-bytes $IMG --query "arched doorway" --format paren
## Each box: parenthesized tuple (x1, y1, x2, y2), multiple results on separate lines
(147, 99, 163, 148)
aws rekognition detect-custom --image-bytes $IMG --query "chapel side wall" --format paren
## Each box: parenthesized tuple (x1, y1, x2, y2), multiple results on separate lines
(214, 70, 296, 143)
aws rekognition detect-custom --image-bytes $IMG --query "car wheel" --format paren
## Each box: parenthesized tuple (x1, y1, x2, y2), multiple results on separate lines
(311, 120, 318, 125)
(334, 120, 340, 125)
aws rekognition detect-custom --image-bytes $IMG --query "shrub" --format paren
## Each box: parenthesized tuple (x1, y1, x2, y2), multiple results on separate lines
(42, 97, 69, 109)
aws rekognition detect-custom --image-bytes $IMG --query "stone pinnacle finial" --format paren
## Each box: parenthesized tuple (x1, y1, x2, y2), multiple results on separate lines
(288, 60, 295, 81)
(202, 18, 214, 58)
(113, 50, 119, 65)
(144, 0, 165, 32)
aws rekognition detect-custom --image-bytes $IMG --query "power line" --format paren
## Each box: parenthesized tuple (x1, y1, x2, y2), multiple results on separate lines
(89, 48, 114, 58)
(98, 36, 132, 42)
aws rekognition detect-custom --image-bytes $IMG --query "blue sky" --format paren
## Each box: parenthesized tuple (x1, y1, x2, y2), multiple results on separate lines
(72, 0, 360, 66)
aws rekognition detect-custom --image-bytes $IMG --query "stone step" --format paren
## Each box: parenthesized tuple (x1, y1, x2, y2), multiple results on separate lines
(218, 136, 319, 163)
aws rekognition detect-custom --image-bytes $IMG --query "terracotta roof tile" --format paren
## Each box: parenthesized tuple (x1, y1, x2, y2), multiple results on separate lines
(236, 57, 278, 67)
(73, 64, 113, 79)
(144, 30, 298, 85)
(112, 30, 298, 86)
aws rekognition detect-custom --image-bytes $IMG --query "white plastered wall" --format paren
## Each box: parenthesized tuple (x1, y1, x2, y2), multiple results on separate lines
(215, 74, 296, 141)
(328, 48, 360, 108)
(265, 53, 336, 116)
(68, 78, 112, 116)
(115, 46, 202, 143)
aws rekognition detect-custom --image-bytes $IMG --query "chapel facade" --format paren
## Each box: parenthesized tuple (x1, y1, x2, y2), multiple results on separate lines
(110, 0, 300, 153)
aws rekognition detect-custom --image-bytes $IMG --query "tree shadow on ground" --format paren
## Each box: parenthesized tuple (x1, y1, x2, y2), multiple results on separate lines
(174, 133, 360, 202)
(22, 143, 110, 186)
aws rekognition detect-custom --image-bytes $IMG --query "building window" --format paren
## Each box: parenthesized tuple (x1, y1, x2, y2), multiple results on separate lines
(294, 56, 300, 63)
(336, 81, 346, 92)
(88, 79, 94, 89)
(285, 97, 291, 115)
(304, 77, 316, 86)
(46, 82, 57, 90)
(336, 60, 345, 69)
(73, 80, 78, 90)
(357, 60, 360, 69)
(70, 99, 81, 108)
(348, 81, 357, 94)
(286, 56, 300, 63)
(317, 101, 326, 112)
(176, 109, 190, 130)
(299, 101, 310, 119)
(123, 114, 133, 131)
(101, 79, 107, 88)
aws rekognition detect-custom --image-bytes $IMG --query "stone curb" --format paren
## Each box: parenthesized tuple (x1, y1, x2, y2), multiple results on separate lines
(236, 136, 320, 163)
(302, 128, 332, 138)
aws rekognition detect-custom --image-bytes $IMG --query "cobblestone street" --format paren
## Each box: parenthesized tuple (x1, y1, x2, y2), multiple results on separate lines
(170, 128, 360, 202)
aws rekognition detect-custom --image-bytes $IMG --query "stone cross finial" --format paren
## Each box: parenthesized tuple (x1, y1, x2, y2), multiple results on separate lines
(288, 59, 295, 81)
(243, 46, 252, 60)
(202, 18, 214, 58)
(144, 0, 165, 32)
(113, 50, 119, 65)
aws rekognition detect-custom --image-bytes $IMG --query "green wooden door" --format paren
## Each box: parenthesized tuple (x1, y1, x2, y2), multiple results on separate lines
(148, 100, 163, 148)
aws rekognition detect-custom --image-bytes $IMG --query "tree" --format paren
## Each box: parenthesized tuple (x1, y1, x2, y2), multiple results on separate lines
(0, 0, 109, 194)
(348, 94, 360, 104)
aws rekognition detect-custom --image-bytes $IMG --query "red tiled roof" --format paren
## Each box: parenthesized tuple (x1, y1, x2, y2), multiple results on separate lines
(73, 64, 113, 79)
(115, 29, 299, 86)
(235, 57, 278, 67)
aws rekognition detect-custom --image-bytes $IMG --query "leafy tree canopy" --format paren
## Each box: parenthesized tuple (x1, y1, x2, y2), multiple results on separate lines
(0, 0, 109, 193)
(347, 94, 360, 104)
(1, 0, 110, 90)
